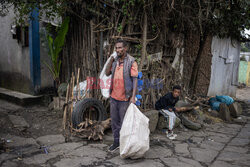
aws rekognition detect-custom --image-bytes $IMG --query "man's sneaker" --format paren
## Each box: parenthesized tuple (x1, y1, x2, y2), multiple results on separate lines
(166, 131, 177, 140)
(108, 143, 119, 152)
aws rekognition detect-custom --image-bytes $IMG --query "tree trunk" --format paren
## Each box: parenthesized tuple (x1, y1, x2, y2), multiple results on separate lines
(189, 30, 208, 94)
(139, 10, 147, 72)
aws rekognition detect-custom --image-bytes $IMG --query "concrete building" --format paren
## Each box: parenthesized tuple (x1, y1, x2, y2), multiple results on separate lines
(0, 8, 53, 95)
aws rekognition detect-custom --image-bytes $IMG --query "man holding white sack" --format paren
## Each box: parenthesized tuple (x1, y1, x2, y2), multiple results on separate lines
(105, 39, 138, 152)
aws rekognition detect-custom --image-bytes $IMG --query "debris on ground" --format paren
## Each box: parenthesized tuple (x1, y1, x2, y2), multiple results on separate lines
(182, 95, 244, 127)
(157, 94, 245, 132)
(0, 138, 7, 152)
(72, 118, 111, 140)
(237, 83, 246, 89)
(8, 115, 30, 132)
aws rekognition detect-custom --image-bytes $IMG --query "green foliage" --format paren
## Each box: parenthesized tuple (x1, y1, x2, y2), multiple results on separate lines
(135, 57, 140, 64)
(44, 17, 70, 81)
(135, 44, 142, 50)
(154, 0, 250, 41)
(1, 0, 249, 42)
(152, 24, 157, 33)
(117, 23, 123, 33)
(211, 0, 250, 41)
(240, 55, 246, 61)
(1, 0, 65, 25)
(121, 0, 144, 18)
(241, 42, 250, 52)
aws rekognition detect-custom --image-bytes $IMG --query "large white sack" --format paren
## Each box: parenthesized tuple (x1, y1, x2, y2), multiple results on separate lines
(120, 103, 150, 159)
(99, 52, 117, 99)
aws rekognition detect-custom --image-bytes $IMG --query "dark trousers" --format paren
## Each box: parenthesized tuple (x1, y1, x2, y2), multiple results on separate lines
(110, 97, 129, 144)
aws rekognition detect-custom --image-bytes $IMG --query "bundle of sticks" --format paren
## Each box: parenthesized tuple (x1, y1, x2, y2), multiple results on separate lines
(185, 96, 210, 108)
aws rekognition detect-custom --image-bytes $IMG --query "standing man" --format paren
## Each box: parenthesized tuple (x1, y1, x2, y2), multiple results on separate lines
(155, 85, 190, 139)
(105, 39, 138, 152)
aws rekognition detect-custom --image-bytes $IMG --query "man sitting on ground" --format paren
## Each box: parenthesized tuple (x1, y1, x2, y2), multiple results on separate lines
(155, 85, 190, 139)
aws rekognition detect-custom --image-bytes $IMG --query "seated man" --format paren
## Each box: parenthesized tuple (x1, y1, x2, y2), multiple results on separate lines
(155, 85, 189, 139)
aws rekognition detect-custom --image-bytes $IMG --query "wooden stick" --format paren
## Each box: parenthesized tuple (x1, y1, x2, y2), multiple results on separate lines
(85, 76, 90, 99)
(76, 68, 80, 100)
(150, 75, 156, 106)
(67, 77, 73, 128)
(70, 74, 75, 128)
(185, 97, 211, 108)
(139, 10, 148, 72)
(111, 35, 141, 43)
(63, 84, 70, 130)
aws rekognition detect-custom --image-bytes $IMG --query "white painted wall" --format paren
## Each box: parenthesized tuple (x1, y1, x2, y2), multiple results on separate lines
(0, 9, 30, 79)
(0, 8, 53, 94)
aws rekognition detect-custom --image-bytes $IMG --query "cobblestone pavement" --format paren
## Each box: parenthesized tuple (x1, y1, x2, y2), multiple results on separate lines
(0, 88, 249, 167)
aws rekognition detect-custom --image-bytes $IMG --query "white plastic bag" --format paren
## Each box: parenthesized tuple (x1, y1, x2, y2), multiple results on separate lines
(99, 52, 117, 99)
(73, 80, 87, 98)
(72, 80, 89, 107)
(120, 103, 150, 159)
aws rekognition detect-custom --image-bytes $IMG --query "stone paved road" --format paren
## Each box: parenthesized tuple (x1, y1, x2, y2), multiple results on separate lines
(0, 89, 249, 167)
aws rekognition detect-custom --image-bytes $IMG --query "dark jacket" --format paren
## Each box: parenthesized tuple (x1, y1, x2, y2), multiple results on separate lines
(155, 92, 179, 111)
(110, 54, 135, 99)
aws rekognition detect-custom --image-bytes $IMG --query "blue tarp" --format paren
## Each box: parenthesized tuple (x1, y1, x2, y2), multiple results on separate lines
(209, 95, 234, 111)
(215, 95, 234, 105)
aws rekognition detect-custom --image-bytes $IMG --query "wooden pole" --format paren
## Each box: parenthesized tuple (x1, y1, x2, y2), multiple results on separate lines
(76, 68, 80, 100)
(63, 84, 70, 130)
(138, 10, 147, 72)
(70, 73, 75, 128)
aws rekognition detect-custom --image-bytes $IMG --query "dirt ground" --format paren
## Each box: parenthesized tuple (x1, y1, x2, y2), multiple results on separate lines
(0, 102, 62, 139)
(0, 88, 249, 167)
(0, 87, 249, 141)
(236, 87, 250, 101)
(236, 87, 250, 117)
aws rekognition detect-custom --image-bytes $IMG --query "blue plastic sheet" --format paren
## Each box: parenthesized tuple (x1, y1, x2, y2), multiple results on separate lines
(135, 100, 141, 106)
(136, 72, 143, 106)
(136, 94, 142, 100)
(138, 72, 143, 79)
(138, 79, 143, 86)
(209, 95, 234, 111)
(209, 97, 221, 111)
(215, 95, 234, 105)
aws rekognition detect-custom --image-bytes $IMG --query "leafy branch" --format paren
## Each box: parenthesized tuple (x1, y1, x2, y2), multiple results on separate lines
(44, 17, 70, 85)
